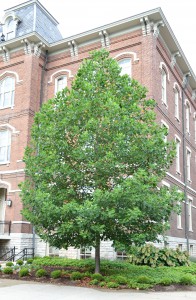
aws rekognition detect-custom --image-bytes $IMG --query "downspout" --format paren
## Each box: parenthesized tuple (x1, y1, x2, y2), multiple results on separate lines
(181, 73, 191, 252)
(32, 50, 49, 254)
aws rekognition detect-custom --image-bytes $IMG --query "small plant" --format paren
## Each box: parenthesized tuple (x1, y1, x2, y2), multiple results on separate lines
(179, 275, 194, 285)
(83, 271, 92, 278)
(3, 267, 13, 274)
(89, 279, 99, 285)
(159, 277, 174, 286)
(16, 259, 23, 266)
(19, 268, 29, 277)
(70, 271, 84, 280)
(91, 273, 103, 281)
(35, 268, 48, 278)
(106, 282, 119, 288)
(27, 258, 34, 264)
(114, 275, 127, 285)
(128, 281, 153, 290)
(137, 275, 152, 284)
(50, 270, 62, 279)
(6, 262, 13, 267)
(99, 281, 106, 287)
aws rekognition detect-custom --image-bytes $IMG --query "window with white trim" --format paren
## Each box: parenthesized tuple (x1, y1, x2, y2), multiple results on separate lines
(0, 77, 15, 109)
(186, 148, 191, 181)
(174, 89, 179, 120)
(175, 137, 181, 174)
(118, 58, 131, 76)
(0, 130, 11, 164)
(189, 244, 194, 256)
(161, 68, 167, 105)
(161, 121, 169, 143)
(55, 76, 67, 93)
(6, 18, 15, 40)
(177, 203, 182, 229)
(178, 244, 183, 251)
(194, 114, 196, 142)
(80, 248, 91, 259)
(116, 250, 127, 260)
(185, 102, 190, 134)
(188, 198, 192, 231)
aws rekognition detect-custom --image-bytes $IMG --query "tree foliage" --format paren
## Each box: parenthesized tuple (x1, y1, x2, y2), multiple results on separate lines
(20, 50, 182, 272)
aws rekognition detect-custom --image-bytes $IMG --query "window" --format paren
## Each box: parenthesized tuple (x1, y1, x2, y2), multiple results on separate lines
(174, 89, 179, 120)
(186, 148, 191, 181)
(189, 245, 194, 256)
(80, 248, 91, 259)
(0, 77, 15, 109)
(55, 76, 67, 93)
(188, 199, 192, 231)
(178, 244, 183, 251)
(161, 69, 167, 105)
(118, 58, 131, 76)
(6, 18, 15, 40)
(175, 137, 181, 173)
(0, 130, 11, 163)
(185, 102, 190, 134)
(161, 120, 169, 143)
(194, 114, 196, 142)
(177, 205, 182, 229)
(116, 250, 127, 260)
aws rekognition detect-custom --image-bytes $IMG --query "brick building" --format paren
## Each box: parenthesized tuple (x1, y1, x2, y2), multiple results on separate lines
(0, 0, 195, 259)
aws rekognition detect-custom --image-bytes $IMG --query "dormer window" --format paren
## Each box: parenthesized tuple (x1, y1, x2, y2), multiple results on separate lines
(6, 18, 15, 40)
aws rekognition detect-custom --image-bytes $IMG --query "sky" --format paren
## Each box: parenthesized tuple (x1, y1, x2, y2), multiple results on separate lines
(0, 0, 196, 72)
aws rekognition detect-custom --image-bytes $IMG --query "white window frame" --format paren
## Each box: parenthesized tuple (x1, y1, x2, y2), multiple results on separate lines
(186, 148, 191, 182)
(188, 197, 193, 231)
(80, 247, 91, 259)
(0, 130, 11, 164)
(185, 101, 190, 134)
(173, 83, 181, 121)
(116, 250, 127, 260)
(161, 120, 169, 143)
(55, 75, 67, 93)
(161, 68, 167, 105)
(194, 113, 196, 143)
(189, 244, 194, 256)
(118, 58, 132, 77)
(0, 77, 15, 109)
(175, 136, 181, 174)
(178, 244, 183, 251)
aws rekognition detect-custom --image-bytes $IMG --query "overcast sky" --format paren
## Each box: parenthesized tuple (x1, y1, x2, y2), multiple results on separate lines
(1, 0, 196, 72)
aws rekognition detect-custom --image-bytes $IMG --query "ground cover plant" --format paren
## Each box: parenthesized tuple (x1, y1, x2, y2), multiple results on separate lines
(1, 256, 196, 291)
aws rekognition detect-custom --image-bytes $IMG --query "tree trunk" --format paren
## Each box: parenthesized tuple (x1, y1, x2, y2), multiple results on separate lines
(95, 237, 100, 273)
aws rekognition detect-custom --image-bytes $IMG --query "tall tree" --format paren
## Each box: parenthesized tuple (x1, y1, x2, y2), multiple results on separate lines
(21, 50, 181, 273)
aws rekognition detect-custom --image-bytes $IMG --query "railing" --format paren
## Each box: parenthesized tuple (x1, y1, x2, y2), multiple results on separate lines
(0, 221, 11, 235)
(0, 247, 34, 261)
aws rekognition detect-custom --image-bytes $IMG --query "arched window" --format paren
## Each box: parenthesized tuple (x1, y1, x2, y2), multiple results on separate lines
(0, 130, 11, 163)
(185, 101, 190, 134)
(55, 76, 67, 93)
(161, 68, 167, 105)
(6, 18, 15, 40)
(0, 77, 15, 109)
(118, 58, 131, 76)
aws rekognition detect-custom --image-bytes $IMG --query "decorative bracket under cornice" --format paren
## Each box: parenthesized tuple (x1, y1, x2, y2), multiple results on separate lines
(140, 17, 151, 36)
(21, 38, 32, 55)
(34, 42, 45, 57)
(99, 30, 110, 47)
(152, 21, 164, 38)
(192, 89, 196, 101)
(0, 46, 10, 62)
(182, 72, 191, 88)
(171, 51, 181, 68)
(68, 40, 78, 57)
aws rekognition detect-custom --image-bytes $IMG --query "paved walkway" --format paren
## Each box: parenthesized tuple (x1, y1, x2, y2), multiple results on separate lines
(0, 279, 196, 300)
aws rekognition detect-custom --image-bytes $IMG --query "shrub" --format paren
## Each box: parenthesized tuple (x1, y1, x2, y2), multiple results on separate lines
(50, 270, 62, 279)
(128, 281, 153, 290)
(3, 267, 13, 274)
(99, 282, 106, 287)
(19, 268, 29, 277)
(89, 279, 99, 285)
(27, 258, 34, 264)
(107, 282, 119, 288)
(114, 275, 128, 285)
(91, 273, 103, 281)
(35, 268, 47, 278)
(6, 262, 13, 267)
(70, 271, 84, 280)
(83, 271, 92, 278)
(16, 259, 24, 266)
(159, 277, 174, 286)
(137, 275, 152, 284)
(128, 244, 190, 267)
(179, 275, 194, 285)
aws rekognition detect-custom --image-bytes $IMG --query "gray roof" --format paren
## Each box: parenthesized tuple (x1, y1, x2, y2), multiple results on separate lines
(2, 0, 62, 43)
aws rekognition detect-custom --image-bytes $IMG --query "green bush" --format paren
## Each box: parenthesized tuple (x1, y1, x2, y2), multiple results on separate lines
(70, 271, 84, 280)
(50, 270, 62, 279)
(107, 282, 119, 288)
(128, 244, 190, 267)
(159, 277, 174, 286)
(16, 259, 23, 266)
(91, 273, 103, 281)
(27, 258, 34, 264)
(99, 282, 106, 287)
(128, 281, 153, 290)
(6, 262, 13, 267)
(19, 268, 29, 277)
(179, 275, 194, 285)
(89, 279, 99, 285)
(35, 268, 47, 278)
(3, 267, 13, 274)
(114, 275, 128, 285)
(137, 275, 152, 284)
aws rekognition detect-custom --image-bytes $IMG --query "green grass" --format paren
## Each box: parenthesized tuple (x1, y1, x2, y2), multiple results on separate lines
(31, 257, 196, 289)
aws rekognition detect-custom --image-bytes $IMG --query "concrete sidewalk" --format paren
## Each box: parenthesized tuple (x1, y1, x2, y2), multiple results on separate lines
(0, 279, 196, 300)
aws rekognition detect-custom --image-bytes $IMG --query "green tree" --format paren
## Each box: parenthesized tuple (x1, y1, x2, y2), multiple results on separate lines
(20, 50, 182, 273)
